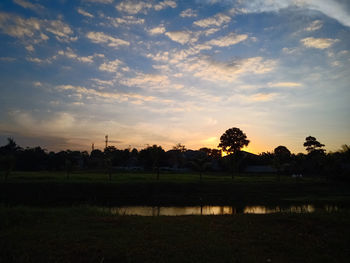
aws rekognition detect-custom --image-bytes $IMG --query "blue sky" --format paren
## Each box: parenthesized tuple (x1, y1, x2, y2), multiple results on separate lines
(0, 0, 349, 153)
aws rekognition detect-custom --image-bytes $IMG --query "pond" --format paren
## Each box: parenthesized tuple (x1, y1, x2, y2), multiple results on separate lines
(101, 204, 341, 216)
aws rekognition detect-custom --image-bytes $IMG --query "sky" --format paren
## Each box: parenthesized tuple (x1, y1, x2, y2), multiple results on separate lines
(0, 0, 349, 154)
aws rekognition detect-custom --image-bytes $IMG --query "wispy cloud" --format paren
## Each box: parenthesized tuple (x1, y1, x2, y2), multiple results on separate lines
(154, 0, 177, 11)
(99, 59, 124, 72)
(77, 8, 94, 18)
(86, 31, 130, 47)
(206, 32, 248, 47)
(25, 44, 34, 52)
(268, 82, 302, 87)
(235, 0, 350, 28)
(116, 0, 176, 14)
(83, 0, 113, 3)
(305, 20, 323, 31)
(249, 92, 278, 102)
(148, 25, 166, 35)
(13, 0, 44, 12)
(26, 57, 51, 64)
(91, 78, 114, 86)
(0, 12, 75, 43)
(120, 73, 171, 90)
(56, 84, 171, 105)
(178, 56, 277, 82)
(110, 16, 145, 27)
(194, 13, 231, 27)
(180, 8, 197, 18)
(301, 37, 339, 49)
(46, 20, 76, 42)
(57, 48, 100, 63)
(165, 30, 196, 44)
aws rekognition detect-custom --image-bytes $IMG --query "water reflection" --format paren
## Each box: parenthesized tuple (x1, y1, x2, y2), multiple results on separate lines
(104, 204, 340, 216)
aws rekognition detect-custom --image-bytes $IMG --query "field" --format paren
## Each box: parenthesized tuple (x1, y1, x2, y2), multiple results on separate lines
(1, 171, 350, 262)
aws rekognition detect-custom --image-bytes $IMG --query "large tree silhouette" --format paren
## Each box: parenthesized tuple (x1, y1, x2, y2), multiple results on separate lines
(218, 127, 249, 178)
(304, 136, 325, 154)
(218, 127, 250, 154)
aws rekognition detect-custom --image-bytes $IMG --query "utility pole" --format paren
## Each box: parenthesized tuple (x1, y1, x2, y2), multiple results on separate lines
(105, 135, 108, 149)
(91, 143, 94, 152)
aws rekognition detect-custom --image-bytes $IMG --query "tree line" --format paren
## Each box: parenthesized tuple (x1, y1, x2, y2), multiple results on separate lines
(0, 127, 349, 181)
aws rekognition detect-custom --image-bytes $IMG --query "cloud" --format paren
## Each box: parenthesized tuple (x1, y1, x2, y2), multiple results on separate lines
(179, 56, 277, 82)
(25, 44, 34, 52)
(83, 0, 113, 3)
(146, 51, 170, 62)
(249, 93, 278, 102)
(91, 78, 114, 86)
(120, 73, 171, 90)
(154, 0, 177, 11)
(99, 59, 123, 72)
(180, 8, 197, 18)
(77, 8, 94, 18)
(236, 0, 350, 28)
(193, 13, 231, 27)
(57, 48, 96, 63)
(300, 37, 339, 49)
(202, 27, 221, 36)
(110, 16, 145, 27)
(0, 12, 41, 38)
(0, 12, 76, 43)
(165, 31, 196, 44)
(116, 0, 176, 14)
(26, 56, 55, 64)
(206, 32, 248, 47)
(148, 25, 166, 35)
(305, 20, 323, 31)
(45, 20, 76, 42)
(86, 31, 130, 47)
(268, 82, 302, 87)
(116, 1, 152, 14)
(13, 0, 44, 12)
(282, 47, 299, 54)
(56, 84, 162, 104)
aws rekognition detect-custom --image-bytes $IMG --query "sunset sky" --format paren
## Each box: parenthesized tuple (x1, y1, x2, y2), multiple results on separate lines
(0, 0, 349, 153)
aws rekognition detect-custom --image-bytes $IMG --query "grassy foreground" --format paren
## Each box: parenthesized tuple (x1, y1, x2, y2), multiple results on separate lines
(1, 171, 350, 206)
(1, 206, 350, 263)
(1, 172, 350, 262)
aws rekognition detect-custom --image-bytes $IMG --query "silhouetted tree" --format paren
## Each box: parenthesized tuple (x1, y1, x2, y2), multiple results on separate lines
(172, 143, 187, 152)
(0, 155, 15, 181)
(89, 149, 104, 169)
(17, 147, 47, 171)
(139, 145, 165, 180)
(273, 146, 291, 181)
(303, 136, 326, 176)
(340, 144, 350, 161)
(166, 144, 187, 169)
(259, 152, 274, 165)
(0, 138, 20, 180)
(304, 136, 325, 154)
(191, 156, 210, 181)
(199, 148, 222, 159)
(218, 127, 250, 178)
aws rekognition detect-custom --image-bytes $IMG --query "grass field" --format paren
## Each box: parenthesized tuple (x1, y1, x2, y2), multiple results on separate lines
(1, 171, 349, 262)
(1, 170, 327, 183)
(1, 171, 350, 206)
(1, 206, 350, 263)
